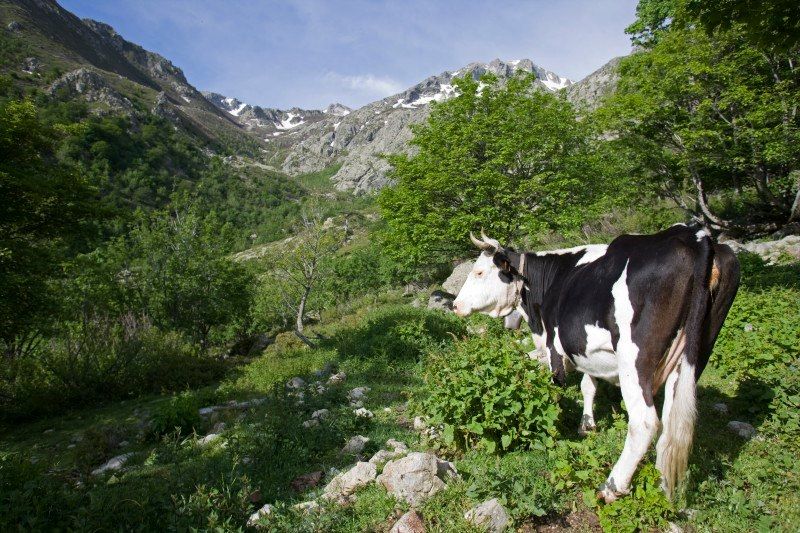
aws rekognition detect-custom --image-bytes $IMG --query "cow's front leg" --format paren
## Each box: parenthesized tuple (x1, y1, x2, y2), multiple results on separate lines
(598, 370, 659, 503)
(578, 374, 598, 436)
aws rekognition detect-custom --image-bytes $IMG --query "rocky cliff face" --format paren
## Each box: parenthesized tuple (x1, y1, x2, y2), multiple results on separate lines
(565, 56, 622, 110)
(266, 58, 573, 193)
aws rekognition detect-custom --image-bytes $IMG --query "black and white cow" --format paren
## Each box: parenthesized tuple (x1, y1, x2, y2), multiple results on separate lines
(451, 224, 740, 502)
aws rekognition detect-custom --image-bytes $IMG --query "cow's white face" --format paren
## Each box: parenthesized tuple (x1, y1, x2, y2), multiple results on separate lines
(453, 251, 518, 318)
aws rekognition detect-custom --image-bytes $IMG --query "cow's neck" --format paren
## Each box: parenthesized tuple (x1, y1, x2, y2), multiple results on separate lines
(509, 251, 580, 335)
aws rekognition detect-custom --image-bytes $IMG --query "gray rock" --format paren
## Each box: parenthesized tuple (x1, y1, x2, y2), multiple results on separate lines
(286, 377, 306, 390)
(198, 433, 222, 446)
(211, 422, 226, 433)
(386, 439, 408, 451)
(92, 453, 133, 475)
(712, 403, 729, 415)
(436, 458, 458, 480)
(293, 500, 320, 513)
(427, 290, 454, 311)
(323, 461, 377, 502)
(377, 452, 448, 506)
(247, 503, 274, 528)
(342, 435, 370, 455)
(390, 510, 427, 533)
(442, 261, 474, 295)
(7, 21, 22, 32)
(348, 386, 370, 401)
(413, 416, 427, 431)
(302, 419, 319, 428)
(728, 421, 757, 439)
(744, 323, 755, 332)
(464, 498, 510, 532)
(354, 407, 374, 418)
(199, 407, 215, 416)
(311, 409, 330, 420)
(328, 371, 347, 385)
(565, 57, 622, 111)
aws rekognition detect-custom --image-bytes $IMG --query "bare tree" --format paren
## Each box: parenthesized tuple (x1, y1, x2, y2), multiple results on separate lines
(271, 212, 346, 347)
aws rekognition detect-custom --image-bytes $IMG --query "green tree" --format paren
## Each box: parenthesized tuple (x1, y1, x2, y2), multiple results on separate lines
(0, 100, 98, 357)
(601, 0, 800, 232)
(378, 74, 608, 279)
(109, 204, 253, 349)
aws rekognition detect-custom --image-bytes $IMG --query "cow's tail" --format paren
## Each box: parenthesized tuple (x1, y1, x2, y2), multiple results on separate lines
(657, 229, 714, 497)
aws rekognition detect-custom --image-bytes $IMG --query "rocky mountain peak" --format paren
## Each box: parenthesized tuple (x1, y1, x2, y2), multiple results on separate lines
(325, 103, 352, 116)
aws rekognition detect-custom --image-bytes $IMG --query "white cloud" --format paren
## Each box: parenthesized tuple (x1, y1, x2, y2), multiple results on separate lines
(324, 72, 404, 98)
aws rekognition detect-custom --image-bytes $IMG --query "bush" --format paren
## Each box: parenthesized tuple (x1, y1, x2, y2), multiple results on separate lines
(150, 391, 202, 438)
(712, 254, 800, 382)
(595, 463, 674, 533)
(325, 305, 466, 362)
(421, 333, 561, 453)
(0, 316, 226, 420)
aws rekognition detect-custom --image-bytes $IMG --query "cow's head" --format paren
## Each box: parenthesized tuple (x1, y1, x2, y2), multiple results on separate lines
(452, 232, 523, 318)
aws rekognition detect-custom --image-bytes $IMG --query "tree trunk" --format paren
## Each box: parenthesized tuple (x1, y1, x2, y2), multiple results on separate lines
(293, 286, 316, 348)
(691, 171, 729, 230)
(789, 175, 800, 222)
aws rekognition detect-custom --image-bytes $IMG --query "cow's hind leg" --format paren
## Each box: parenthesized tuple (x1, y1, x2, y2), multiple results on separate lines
(598, 362, 659, 503)
(579, 374, 598, 436)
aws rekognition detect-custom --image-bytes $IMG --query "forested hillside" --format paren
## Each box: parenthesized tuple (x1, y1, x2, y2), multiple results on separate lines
(1, 0, 799, 531)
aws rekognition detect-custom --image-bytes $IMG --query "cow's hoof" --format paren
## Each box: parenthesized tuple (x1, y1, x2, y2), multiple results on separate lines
(578, 416, 596, 436)
(597, 482, 625, 504)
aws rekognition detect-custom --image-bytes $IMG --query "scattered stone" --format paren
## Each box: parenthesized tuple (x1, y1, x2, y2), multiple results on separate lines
(287, 377, 306, 390)
(413, 416, 427, 431)
(667, 522, 683, 533)
(199, 407, 215, 416)
(43, 428, 54, 434)
(198, 433, 222, 447)
(348, 386, 370, 401)
(712, 403, 729, 415)
(728, 421, 757, 439)
(291, 471, 324, 492)
(293, 500, 320, 514)
(22, 57, 41, 74)
(743, 323, 755, 332)
(242, 456, 252, 465)
(323, 461, 377, 502)
(354, 407, 374, 418)
(302, 419, 319, 428)
(427, 290, 454, 311)
(212, 422, 226, 433)
(350, 400, 364, 408)
(91, 453, 133, 475)
(7, 21, 22, 32)
(312, 409, 330, 420)
(377, 452, 448, 507)
(67, 444, 76, 449)
(384, 407, 392, 412)
(390, 509, 427, 533)
(464, 498, 510, 532)
(314, 362, 336, 378)
(118, 440, 130, 448)
(247, 503, 274, 528)
(386, 439, 408, 451)
(328, 371, 347, 385)
(342, 435, 370, 455)
(311, 382, 327, 394)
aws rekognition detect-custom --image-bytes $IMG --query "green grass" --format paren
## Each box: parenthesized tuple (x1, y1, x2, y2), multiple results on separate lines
(294, 164, 343, 192)
(1, 256, 798, 531)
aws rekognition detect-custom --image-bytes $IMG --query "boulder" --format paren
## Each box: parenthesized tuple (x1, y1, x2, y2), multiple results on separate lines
(323, 461, 377, 502)
(377, 452, 448, 507)
(328, 371, 347, 385)
(728, 421, 757, 439)
(464, 498, 510, 532)
(348, 386, 370, 401)
(91, 453, 133, 475)
(198, 433, 222, 447)
(247, 503, 274, 528)
(293, 500, 320, 513)
(286, 377, 306, 390)
(311, 408, 330, 420)
(291, 471, 324, 493)
(442, 260, 474, 295)
(427, 290, 454, 311)
(354, 407, 374, 418)
(413, 416, 427, 431)
(712, 403, 729, 415)
(342, 435, 370, 455)
(390, 510, 427, 533)
(302, 419, 319, 428)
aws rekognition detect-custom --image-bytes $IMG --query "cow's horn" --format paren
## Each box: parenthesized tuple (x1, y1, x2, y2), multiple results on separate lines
(480, 229, 500, 252)
(470, 231, 488, 250)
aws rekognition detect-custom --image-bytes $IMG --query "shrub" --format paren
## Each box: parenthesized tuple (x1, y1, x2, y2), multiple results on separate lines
(712, 255, 800, 382)
(595, 463, 674, 533)
(421, 333, 561, 453)
(150, 391, 201, 438)
(325, 305, 466, 362)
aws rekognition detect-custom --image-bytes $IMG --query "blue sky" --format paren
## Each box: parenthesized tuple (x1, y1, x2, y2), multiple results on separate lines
(60, 0, 638, 110)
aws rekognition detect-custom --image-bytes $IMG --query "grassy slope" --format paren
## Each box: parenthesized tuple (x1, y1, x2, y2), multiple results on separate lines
(1, 259, 798, 532)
